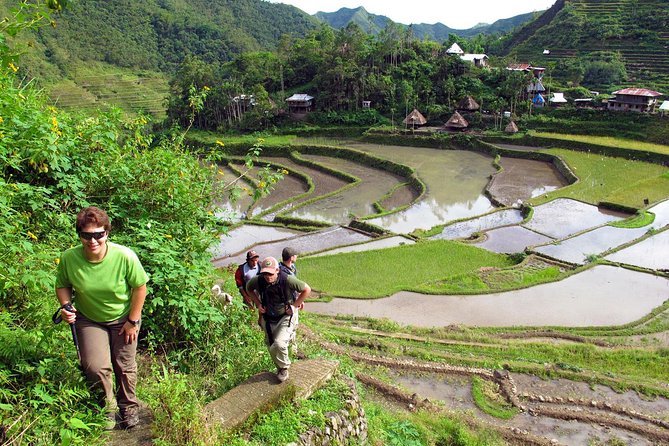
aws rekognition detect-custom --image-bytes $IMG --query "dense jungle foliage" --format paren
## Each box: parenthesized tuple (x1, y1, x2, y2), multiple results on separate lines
(0, 3, 283, 443)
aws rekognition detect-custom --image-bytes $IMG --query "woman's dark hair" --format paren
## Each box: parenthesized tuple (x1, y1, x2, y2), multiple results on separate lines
(75, 206, 112, 233)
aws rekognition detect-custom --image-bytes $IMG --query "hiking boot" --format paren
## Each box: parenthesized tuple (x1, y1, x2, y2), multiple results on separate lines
(120, 407, 139, 429)
(277, 368, 289, 383)
(104, 411, 117, 430)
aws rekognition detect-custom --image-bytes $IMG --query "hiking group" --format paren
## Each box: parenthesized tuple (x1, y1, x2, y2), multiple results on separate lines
(54, 206, 310, 433)
(237, 247, 310, 382)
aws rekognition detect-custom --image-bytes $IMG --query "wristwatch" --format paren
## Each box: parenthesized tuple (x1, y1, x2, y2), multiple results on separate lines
(128, 318, 140, 326)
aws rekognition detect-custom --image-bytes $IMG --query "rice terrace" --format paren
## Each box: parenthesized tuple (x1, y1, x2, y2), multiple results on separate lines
(206, 130, 669, 445)
(2, 0, 669, 445)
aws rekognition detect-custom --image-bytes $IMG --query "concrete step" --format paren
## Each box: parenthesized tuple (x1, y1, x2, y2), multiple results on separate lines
(204, 359, 339, 432)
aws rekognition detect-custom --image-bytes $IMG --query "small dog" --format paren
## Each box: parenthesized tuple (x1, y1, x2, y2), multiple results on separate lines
(211, 284, 234, 307)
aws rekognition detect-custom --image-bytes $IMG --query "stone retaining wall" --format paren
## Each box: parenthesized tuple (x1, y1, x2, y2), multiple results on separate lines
(288, 377, 367, 446)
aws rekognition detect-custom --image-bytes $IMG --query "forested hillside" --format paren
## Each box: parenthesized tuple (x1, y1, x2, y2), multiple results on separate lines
(13, 0, 318, 74)
(0, 0, 318, 115)
(315, 6, 538, 40)
(499, 0, 669, 92)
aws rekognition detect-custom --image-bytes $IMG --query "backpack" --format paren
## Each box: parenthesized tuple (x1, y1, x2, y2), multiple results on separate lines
(257, 271, 295, 322)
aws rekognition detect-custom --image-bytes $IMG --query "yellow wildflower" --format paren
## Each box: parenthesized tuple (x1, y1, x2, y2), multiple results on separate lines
(215, 140, 225, 147)
(55, 258, 60, 265)
(203, 86, 210, 91)
(8, 62, 18, 73)
(27, 231, 37, 240)
(258, 181, 266, 188)
(281, 169, 289, 175)
(0, 116, 4, 124)
(164, 234, 173, 239)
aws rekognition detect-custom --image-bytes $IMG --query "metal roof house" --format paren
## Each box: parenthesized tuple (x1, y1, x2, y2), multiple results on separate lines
(549, 93, 568, 106)
(285, 94, 314, 115)
(660, 100, 669, 116)
(446, 43, 464, 56)
(607, 88, 663, 113)
(460, 53, 489, 68)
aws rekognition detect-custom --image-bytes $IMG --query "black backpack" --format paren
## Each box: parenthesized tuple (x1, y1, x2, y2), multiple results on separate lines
(257, 271, 295, 322)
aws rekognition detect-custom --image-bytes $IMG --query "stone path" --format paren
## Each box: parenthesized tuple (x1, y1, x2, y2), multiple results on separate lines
(204, 359, 339, 432)
(107, 402, 153, 446)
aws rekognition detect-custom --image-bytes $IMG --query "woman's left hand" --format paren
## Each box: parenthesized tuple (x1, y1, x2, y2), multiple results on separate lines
(119, 322, 139, 345)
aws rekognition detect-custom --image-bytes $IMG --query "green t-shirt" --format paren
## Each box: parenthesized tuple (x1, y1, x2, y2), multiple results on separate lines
(55, 242, 149, 323)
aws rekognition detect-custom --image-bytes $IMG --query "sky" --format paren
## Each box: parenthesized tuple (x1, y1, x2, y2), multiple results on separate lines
(267, 0, 556, 29)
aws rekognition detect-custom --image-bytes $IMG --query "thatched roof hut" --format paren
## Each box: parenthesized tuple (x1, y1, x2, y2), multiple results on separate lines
(505, 121, 519, 133)
(457, 96, 480, 111)
(444, 111, 468, 130)
(403, 108, 427, 126)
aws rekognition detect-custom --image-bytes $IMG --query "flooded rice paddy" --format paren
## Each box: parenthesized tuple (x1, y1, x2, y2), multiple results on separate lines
(215, 142, 669, 329)
(213, 226, 372, 268)
(394, 371, 666, 446)
(487, 157, 566, 206)
(308, 235, 415, 257)
(474, 226, 553, 254)
(210, 224, 302, 260)
(287, 154, 407, 224)
(522, 198, 626, 239)
(306, 266, 669, 327)
(606, 229, 669, 270)
(346, 142, 497, 232)
(432, 209, 524, 240)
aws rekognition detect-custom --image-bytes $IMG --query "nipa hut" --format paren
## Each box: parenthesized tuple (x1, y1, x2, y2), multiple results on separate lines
(403, 109, 427, 127)
(505, 121, 519, 134)
(457, 96, 480, 111)
(444, 111, 468, 131)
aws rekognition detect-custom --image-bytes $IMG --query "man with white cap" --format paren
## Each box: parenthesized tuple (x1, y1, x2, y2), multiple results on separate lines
(246, 256, 311, 382)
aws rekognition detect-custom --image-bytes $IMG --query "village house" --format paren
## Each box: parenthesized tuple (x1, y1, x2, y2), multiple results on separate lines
(446, 43, 489, 68)
(607, 88, 663, 113)
(460, 53, 488, 68)
(508, 63, 547, 106)
(403, 108, 427, 128)
(549, 92, 567, 106)
(285, 93, 314, 116)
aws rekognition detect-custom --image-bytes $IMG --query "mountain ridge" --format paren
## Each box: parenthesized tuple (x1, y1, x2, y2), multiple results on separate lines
(314, 6, 539, 39)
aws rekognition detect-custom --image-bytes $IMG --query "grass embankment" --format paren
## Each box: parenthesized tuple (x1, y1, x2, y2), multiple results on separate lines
(529, 148, 669, 208)
(189, 130, 298, 147)
(300, 240, 519, 298)
(530, 131, 669, 155)
(304, 314, 669, 397)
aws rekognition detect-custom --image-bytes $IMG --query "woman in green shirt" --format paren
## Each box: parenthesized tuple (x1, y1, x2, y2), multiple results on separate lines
(55, 207, 149, 430)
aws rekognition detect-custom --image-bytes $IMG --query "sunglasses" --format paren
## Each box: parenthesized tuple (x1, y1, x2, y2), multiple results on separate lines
(79, 231, 107, 241)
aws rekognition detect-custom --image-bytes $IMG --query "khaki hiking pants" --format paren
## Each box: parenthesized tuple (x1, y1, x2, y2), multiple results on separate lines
(75, 313, 139, 413)
(262, 311, 299, 370)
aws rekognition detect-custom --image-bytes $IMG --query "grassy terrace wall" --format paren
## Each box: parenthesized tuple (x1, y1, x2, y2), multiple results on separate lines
(482, 134, 669, 165)
(520, 109, 669, 146)
(188, 138, 427, 227)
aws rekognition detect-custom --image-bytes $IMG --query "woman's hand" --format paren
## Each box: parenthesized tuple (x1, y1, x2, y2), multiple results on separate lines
(119, 322, 139, 345)
(60, 304, 77, 324)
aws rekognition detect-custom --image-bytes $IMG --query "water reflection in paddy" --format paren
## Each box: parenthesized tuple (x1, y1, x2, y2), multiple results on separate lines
(488, 157, 566, 206)
(345, 142, 497, 232)
(288, 154, 405, 224)
(307, 266, 669, 327)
